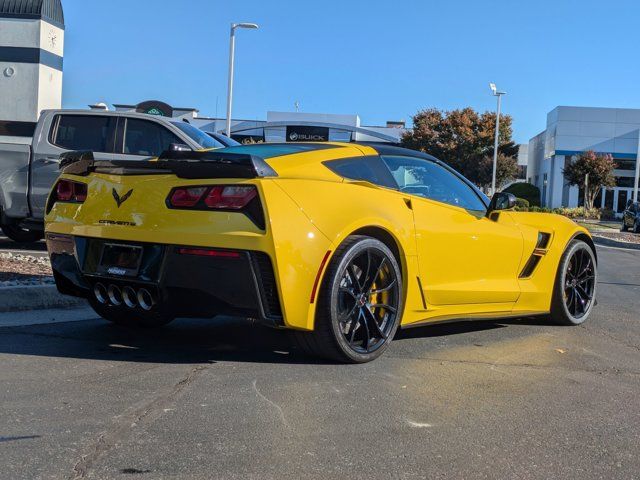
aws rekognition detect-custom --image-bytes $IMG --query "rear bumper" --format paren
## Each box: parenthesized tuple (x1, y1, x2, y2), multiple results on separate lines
(46, 233, 283, 326)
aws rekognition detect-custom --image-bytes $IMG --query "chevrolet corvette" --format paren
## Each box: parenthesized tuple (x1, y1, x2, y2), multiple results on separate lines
(45, 143, 598, 363)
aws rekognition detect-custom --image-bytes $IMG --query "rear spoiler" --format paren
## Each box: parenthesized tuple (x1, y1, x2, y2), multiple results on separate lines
(58, 150, 278, 179)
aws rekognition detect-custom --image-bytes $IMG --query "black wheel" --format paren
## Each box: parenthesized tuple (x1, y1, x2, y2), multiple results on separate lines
(293, 235, 403, 363)
(549, 239, 597, 326)
(1, 224, 43, 243)
(88, 297, 174, 328)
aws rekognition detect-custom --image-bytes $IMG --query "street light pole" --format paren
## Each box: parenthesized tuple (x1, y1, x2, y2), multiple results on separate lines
(489, 83, 506, 196)
(225, 22, 258, 138)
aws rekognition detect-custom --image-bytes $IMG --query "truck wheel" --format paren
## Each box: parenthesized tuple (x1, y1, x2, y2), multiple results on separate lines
(292, 236, 403, 363)
(1, 224, 44, 243)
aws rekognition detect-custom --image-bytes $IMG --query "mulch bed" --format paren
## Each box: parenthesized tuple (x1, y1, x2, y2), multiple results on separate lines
(0, 253, 53, 286)
(593, 231, 640, 245)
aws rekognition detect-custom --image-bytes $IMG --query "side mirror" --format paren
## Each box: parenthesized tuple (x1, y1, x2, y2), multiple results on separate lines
(487, 192, 516, 215)
(168, 143, 192, 152)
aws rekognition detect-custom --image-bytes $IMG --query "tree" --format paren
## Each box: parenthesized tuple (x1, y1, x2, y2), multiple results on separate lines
(563, 150, 616, 209)
(401, 107, 519, 189)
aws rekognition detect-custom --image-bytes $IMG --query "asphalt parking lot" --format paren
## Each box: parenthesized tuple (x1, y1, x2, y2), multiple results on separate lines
(1, 244, 639, 479)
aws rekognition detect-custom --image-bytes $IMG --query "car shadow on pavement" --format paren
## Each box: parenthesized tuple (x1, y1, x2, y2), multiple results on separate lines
(0, 314, 550, 365)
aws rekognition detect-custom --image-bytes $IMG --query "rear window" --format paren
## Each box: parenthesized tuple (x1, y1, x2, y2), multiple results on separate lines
(51, 115, 113, 152)
(324, 156, 397, 188)
(171, 121, 222, 149)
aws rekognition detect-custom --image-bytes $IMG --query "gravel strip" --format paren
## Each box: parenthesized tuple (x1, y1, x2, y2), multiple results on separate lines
(0, 252, 53, 287)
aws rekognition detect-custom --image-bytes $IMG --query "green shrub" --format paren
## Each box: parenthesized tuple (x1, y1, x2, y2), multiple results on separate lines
(515, 197, 529, 208)
(504, 182, 541, 207)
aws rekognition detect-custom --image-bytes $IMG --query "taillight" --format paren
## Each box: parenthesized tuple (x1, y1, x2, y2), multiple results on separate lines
(204, 186, 257, 209)
(169, 187, 207, 207)
(54, 180, 87, 203)
(167, 185, 257, 210)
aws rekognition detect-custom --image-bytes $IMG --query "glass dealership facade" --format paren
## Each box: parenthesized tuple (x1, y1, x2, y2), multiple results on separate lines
(527, 106, 640, 215)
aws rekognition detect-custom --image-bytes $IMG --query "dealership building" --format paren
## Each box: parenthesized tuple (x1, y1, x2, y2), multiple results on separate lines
(527, 106, 640, 215)
(109, 103, 406, 144)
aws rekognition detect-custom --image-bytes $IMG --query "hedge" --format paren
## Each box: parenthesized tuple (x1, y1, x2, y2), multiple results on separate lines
(504, 182, 541, 207)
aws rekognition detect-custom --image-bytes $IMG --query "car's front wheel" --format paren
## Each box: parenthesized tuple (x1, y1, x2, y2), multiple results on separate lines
(293, 235, 403, 363)
(549, 239, 597, 326)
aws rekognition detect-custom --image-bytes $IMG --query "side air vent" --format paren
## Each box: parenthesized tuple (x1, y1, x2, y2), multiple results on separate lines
(520, 254, 542, 278)
(519, 232, 552, 279)
(537, 232, 551, 250)
(250, 252, 283, 322)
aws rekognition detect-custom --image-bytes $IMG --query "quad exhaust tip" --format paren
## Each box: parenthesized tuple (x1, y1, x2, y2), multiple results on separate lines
(93, 283, 108, 304)
(107, 284, 123, 306)
(122, 286, 137, 309)
(137, 288, 154, 311)
(93, 283, 154, 311)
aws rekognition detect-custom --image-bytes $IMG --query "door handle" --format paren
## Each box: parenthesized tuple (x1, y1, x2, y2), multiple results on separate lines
(42, 156, 61, 164)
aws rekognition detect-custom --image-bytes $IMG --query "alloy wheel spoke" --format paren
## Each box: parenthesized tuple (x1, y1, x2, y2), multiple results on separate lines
(338, 302, 359, 323)
(347, 264, 362, 292)
(360, 309, 371, 351)
(371, 278, 397, 294)
(362, 257, 386, 294)
(339, 287, 358, 300)
(370, 303, 397, 314)
(362, 307, 387, 340)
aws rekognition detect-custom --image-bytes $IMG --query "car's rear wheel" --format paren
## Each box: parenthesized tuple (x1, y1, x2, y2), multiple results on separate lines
(1, 224, 43, 243)
(293, 235, 403, 363)
(88, 297, 174, 328)
(549, 239, 597, 326)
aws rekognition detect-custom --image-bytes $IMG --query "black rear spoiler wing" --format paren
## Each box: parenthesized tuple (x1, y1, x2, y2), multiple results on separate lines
(58, 150, 278, 179)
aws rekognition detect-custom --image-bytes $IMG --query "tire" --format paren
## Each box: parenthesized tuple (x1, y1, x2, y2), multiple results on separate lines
(549, 239, 597, 326)
(88, 297, 174, 328)
(1, 224, 44, 243)
(292, 235, 403, 363)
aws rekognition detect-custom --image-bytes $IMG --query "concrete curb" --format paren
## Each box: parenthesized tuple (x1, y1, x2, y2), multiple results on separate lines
(592, 235, 640, 251)
(0, 285, 84, 313)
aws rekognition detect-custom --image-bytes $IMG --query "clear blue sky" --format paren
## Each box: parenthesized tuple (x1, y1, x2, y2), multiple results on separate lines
(62, 0, 640, 143)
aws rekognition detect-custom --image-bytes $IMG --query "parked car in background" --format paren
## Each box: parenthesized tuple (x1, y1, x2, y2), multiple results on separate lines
(205, 131, 241, 147)
(0, 110, 226, 242)
(622, 200, 640, 233)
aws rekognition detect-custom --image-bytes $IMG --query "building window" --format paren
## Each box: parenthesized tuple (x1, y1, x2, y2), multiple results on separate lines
(614, 159, 637, 171)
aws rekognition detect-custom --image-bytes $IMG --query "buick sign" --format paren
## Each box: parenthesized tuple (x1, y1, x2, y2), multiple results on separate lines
(286, 126, 329, 142)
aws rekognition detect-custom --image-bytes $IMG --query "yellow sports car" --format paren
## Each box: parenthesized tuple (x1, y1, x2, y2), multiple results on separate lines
(45, 143, 598, 363)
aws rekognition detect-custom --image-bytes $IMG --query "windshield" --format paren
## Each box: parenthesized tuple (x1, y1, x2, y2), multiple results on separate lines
(171, 122, 221, 149)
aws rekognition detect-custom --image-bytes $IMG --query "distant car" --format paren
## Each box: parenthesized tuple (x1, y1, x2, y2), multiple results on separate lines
(46, 143, 598, 363)
(621, 200, 640, 233)
(205, 132, 241, 147)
